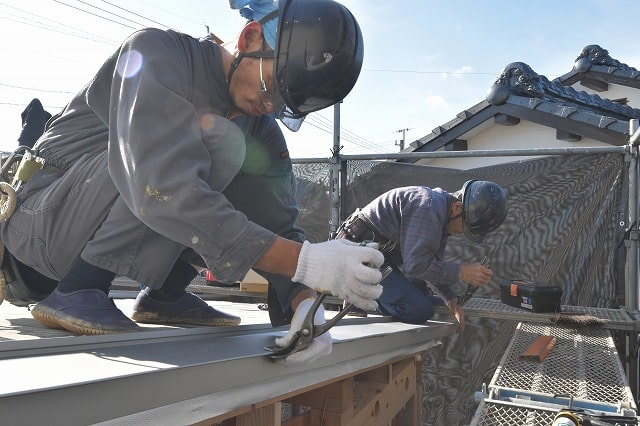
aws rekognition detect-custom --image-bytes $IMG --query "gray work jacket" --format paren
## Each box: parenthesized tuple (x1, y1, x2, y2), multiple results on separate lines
(34, 28, 277, 283)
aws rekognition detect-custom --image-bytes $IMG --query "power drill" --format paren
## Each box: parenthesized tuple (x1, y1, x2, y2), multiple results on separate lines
(552, 408, 638, 426)
(552, 409, 583, 426)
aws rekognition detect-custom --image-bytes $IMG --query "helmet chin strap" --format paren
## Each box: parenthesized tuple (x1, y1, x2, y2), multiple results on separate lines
(226, 53, 243, 86)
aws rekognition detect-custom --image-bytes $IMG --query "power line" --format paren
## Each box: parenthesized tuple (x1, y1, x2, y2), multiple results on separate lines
(133, 0, 207, 29)
(0, 2, 385, 153)
(308, 114, 391, 152)
(0, 83, 74, 95)
(73, 0, 152, 27)
(0, 2, 116, 44)
(0, 14, 115, 45)
(363, 68, 497, 76)
(53, 0, 137, 29)
(100, 0, 169, 29)
(305, 114, 389, 154)
(0, 102, 64, 109)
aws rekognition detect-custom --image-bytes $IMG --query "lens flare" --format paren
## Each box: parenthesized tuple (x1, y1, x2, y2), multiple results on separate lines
(200, 113, 216, 131)
(116, 50, 143, 79)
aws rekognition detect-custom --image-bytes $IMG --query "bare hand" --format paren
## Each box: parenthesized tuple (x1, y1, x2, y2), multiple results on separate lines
(447, 297, 465, 332)
(458, 262, 492, 287)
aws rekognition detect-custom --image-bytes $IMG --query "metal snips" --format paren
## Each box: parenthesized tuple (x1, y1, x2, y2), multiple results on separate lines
(265, 265, 392, 359)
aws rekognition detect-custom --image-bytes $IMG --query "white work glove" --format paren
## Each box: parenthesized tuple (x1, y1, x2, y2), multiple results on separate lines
(274, 298, 331, 367)
(293, 240, 384, 311)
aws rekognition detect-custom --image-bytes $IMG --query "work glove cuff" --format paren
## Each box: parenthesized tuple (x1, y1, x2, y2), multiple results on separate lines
(292, 241, 316, 285)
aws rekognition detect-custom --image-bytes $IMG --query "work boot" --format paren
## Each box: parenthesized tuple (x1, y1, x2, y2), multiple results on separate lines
(131, 287, 241, 327)
(30, 289, 140, 335)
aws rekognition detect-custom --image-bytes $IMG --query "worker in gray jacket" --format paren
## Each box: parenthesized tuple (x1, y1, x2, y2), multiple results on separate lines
(0, 0, 382, 366)
(222, 114, 313, 328)
(337, 181, 508, 330)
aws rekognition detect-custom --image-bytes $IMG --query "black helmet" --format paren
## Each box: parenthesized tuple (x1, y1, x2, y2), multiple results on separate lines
(271, 0, 364, 131)
(460, 180, 508, 243)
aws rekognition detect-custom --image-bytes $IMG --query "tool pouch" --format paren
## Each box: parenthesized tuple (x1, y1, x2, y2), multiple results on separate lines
(336, 209, 398, 255)
(0, 150, 43, 222)
(11, 152, 45, 187)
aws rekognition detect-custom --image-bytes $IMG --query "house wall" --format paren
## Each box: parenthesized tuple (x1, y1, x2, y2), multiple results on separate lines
(419, 120, 608, 170)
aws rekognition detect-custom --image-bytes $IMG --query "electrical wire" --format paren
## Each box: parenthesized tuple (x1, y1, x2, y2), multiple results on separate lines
(304, 114, 391, 154)
(100, 0, 170, 29)
(0, 14, 114, 45)
(1, 2, 498, 149)
(0, 2, 116, 44)
(53, 0, 137, 29)
(0, 83, 74, 95)
(132, 0, 207, 28)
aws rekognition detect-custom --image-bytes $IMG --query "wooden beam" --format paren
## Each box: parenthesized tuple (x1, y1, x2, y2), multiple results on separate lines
(351, 357, 419, 425)
(286, 378, 354, 420)
(237, 403, 282, 426)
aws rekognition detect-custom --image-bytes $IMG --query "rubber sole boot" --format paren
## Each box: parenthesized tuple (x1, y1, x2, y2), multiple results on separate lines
(31, 289, 140, 335)
(132, 287, 241, 326)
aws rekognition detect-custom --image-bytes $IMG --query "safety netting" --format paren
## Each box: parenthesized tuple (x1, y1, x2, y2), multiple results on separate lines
(292, 153, 628, 425)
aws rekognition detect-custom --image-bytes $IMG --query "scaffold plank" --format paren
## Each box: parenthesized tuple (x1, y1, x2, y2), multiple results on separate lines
(470, 322, 637, 425)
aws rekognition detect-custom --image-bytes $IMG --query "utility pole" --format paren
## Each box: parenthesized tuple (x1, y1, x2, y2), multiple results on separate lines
(329, 102, 344, 239)
(394, 128, 410, 151)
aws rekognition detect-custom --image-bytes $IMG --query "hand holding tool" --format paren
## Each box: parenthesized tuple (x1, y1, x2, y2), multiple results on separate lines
(458, 256, 489, 306)
(266, 266, 392, 360)
(292, 239, 384, 311)
(270, 297, 332, 367)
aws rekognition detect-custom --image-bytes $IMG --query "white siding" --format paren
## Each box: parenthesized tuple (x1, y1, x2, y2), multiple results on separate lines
(419, 120, 611, 170)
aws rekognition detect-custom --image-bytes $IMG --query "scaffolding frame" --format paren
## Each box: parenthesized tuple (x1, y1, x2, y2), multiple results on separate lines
(292, 117, 640, 397)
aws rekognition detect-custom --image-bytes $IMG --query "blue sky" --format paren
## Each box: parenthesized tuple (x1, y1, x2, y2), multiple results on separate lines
(1, 0, 639, 158)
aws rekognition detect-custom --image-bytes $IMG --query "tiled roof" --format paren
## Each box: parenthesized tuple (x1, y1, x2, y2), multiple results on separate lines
(408, 59, 639, 154)
(557, 44, 640, 89)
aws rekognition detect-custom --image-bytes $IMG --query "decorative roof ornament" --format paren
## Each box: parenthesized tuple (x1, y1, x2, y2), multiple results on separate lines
(573, 44, 634, 73)
(486, 62, 640, 120)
